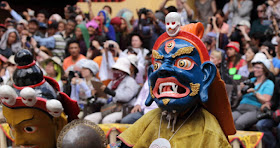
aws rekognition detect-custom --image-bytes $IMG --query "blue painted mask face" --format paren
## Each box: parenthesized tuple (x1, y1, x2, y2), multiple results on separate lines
(146, 39, 217, 113)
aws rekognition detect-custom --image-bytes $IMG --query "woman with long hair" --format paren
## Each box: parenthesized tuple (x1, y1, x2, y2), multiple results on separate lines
(238, 46, 259, 77)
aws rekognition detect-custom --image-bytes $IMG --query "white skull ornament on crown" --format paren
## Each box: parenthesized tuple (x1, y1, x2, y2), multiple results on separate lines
(20, 87, 37, 107)
(165, 12, 181, 37)
(46, 99, 64, 117)
(0, 85, 17, 106)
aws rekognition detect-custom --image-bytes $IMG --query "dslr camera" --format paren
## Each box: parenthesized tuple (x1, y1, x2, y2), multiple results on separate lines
(138, 8, 152, 25)
(241, 79, 255, 95)
(68, 6, 76, 13)
(257, 107, 273, 120)
(68, 71, 82, 81)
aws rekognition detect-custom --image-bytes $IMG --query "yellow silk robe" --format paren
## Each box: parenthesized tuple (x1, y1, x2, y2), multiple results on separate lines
(118, 108, 231, 148)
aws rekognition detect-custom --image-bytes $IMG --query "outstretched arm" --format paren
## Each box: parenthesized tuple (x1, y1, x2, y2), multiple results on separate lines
(159, 0, 170, 11)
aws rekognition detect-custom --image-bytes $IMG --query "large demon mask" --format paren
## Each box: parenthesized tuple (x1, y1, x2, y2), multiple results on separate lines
(146, 21, 217, 114)
(145, 20, 236, 137)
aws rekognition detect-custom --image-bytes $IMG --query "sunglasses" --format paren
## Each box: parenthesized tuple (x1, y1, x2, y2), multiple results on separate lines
(253, 66, 263, 69)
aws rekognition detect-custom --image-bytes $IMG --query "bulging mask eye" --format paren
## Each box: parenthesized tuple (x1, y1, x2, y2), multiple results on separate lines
(175, 58, 194, 70)
(23, 126, 37, 133)
(154, 62, 161, 71)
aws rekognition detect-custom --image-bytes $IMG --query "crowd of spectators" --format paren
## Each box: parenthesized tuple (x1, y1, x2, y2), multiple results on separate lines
(1, 0, 280, 147)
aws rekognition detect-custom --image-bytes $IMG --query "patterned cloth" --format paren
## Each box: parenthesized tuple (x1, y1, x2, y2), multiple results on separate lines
(229, 130, 264, 148)
(52, 33, 66, 60)
(98, 123, 131, 138)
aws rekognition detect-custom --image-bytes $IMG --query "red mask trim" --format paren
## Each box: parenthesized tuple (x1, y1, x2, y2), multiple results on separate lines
(2, 97, 49, 116)
(152, 31, 209, 64)
(13, 79, 46, 90)
(16, 60, 36, 69)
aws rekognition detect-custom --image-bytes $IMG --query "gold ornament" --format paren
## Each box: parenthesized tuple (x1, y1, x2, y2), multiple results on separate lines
(162, 99, 170, 106)
(172, 47, 194, 58)
(189, 83, 200, 96)
(152, 50, 164, 59)
(150, 86, 155, 98)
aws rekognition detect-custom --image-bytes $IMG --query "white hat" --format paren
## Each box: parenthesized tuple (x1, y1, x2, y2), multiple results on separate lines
(127, 54, 138, 73)
(238, 20, 251, 28)
(251, 52, 270, 69)
(75, 59, 88, 68)
(81, 60, 99, 75)
(112, 58, 131, 75)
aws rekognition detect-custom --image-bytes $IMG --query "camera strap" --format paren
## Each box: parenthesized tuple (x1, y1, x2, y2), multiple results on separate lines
(255, 78, 267, 92)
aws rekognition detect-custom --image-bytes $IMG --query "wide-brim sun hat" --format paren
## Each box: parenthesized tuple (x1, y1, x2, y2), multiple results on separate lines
(251, 52, 270, 70)
(112, 58, 131, 75)
(41, 56, 64, 74)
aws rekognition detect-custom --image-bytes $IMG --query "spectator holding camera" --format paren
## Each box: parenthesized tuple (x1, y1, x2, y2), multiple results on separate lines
(93, 40, 120, 86)
(260, 41, 280, 77)
(205, 10, 229, 35)
(232, 52, 274, 130)
(0, 1, 23, 23)
(195, 0, 216, 27)
(69, 59, 99, 110)
(134, 8, 165, 50)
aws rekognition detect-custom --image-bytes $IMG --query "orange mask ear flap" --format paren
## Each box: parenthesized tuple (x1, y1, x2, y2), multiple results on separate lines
(180, 22, 204, 39)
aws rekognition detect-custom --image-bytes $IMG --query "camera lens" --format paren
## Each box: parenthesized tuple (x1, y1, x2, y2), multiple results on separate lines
(109, 44, 114, 48)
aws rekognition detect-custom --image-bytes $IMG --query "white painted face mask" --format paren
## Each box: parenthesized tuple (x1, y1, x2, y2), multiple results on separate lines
(165, 12, 181, 37)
